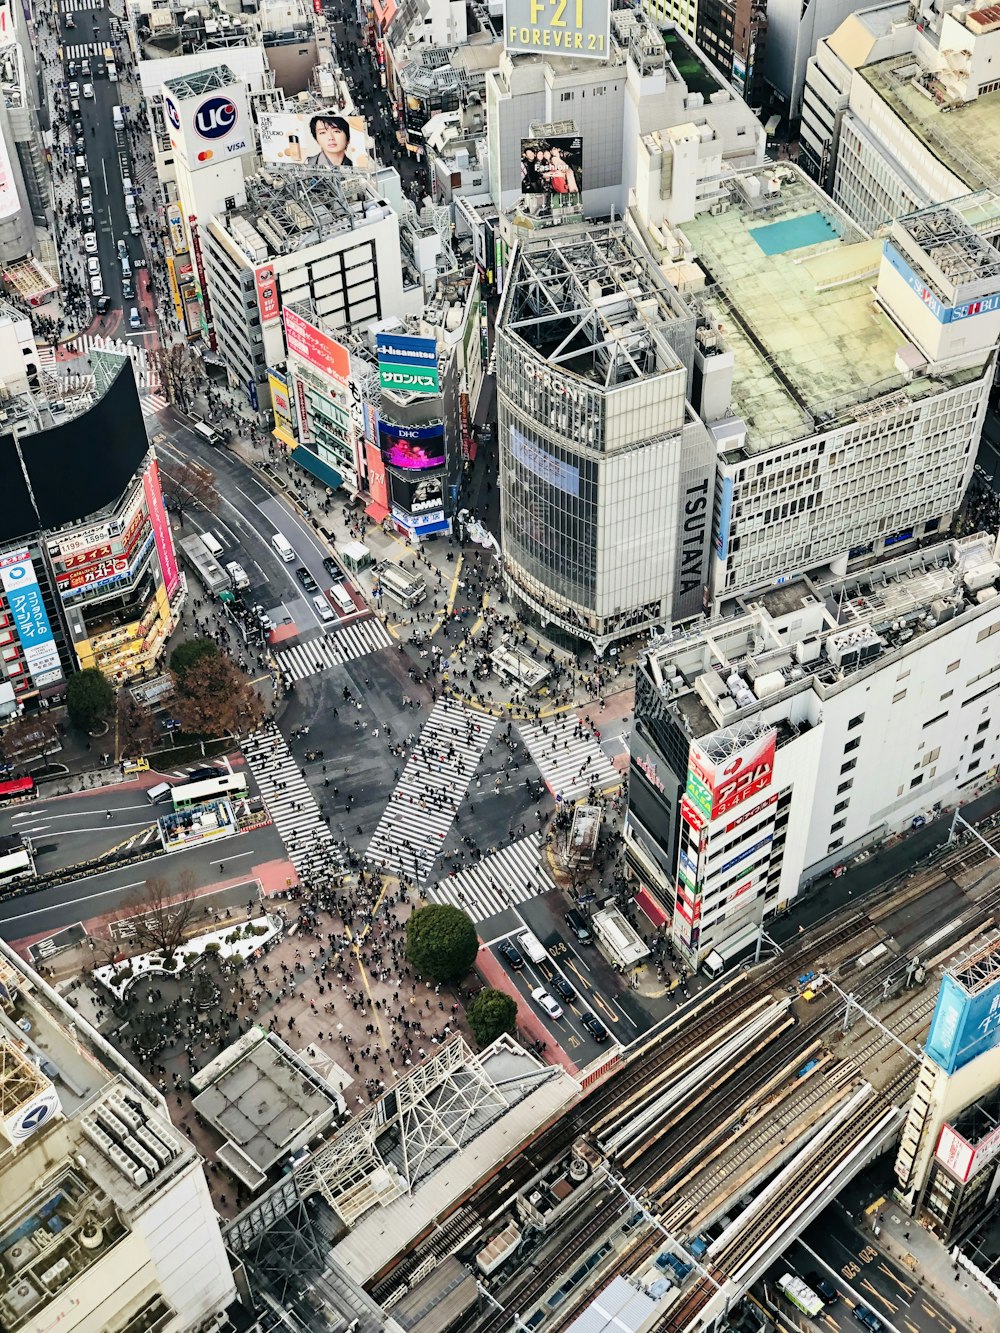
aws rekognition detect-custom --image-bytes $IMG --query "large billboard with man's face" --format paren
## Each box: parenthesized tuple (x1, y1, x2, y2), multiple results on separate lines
(504, 0, 610, 60)
(520, 135, 583, 220)
(259, 111, 374, 171)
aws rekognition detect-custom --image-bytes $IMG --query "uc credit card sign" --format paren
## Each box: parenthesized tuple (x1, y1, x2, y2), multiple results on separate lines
(504, 0, 610, 60)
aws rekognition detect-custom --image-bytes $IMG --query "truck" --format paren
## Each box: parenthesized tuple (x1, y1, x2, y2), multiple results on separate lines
(518, 930, 548, 965)
(702, 922, 761, 979)
(178, 533, 228, 594)
(226, 561, 250, 590)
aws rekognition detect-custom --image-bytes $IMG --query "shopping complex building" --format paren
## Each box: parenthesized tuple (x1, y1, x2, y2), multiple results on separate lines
(625, 529, 1000, 969)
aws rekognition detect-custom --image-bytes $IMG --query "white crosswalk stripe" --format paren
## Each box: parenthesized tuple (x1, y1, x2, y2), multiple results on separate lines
(365, 698, 496, 882)
(63, 42, 104, 57)
(518, 713, 621, 802)
(75, 334, 159, 390)
(426, 832, 557, 923)
(275, 618, 393, 682)
(242, 729, 343, 880)
(141, 392, 168, 417)
(38, 344, 58, 371)
(63, 0, 104, 12)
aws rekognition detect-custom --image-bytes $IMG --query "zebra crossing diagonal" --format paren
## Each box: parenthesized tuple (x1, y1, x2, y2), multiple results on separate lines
(426, 833, 557, 924)
(274, 617, 393, 682)
(518, 714, 621, 802)
(364, 698, 496, 882)
(242, 729, 343, 881)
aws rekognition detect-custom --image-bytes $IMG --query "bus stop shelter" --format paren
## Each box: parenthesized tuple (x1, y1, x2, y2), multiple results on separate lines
(592, 905, 650, 970)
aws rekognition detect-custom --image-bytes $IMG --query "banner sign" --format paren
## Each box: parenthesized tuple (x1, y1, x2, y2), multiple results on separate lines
(0, 552, 61, 682)
(285, 308, 350, 384)
(504, 0, 610, 60)
(376, 332, 439, 395)
(143, 462, 180, 600)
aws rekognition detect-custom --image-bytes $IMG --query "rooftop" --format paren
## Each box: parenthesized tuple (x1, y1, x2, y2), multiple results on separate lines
(220, 168, 393, 261)
(861, 54, 1000, 193)
(683, 167, 956, 453)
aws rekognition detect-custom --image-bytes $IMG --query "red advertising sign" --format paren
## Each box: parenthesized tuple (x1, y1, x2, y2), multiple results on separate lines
(724, 791, 778, 835)
(688, 729, 776, 821)
(143, 461, 180, 600)
(61, 544, 113, 570)
(284, 308, 350, 384)
(366, 440, 389, 512)
(680, 795, 705, 833)
(255, 264, 280, 323)
(936, 1124, 975, 1184)
(56, 556, 131, 591)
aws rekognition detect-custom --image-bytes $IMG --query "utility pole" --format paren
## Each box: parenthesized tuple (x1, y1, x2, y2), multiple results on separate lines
(948, 809, 1000, 861)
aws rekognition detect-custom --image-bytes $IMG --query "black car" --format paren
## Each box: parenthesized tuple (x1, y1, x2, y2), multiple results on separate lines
(852, 1307, 882, 1332)
(806, 1274, 838, 1307)
(581, 1012, 609, 1042)
(496, 939, 525, 972)
(322, 555, 341, 578)
(551, 975, 577, 1004)
(295, 566, 318, 593)
(188, 766, 224, 783)
(95, 296, 111, 314)
(565, 907, 593, 944)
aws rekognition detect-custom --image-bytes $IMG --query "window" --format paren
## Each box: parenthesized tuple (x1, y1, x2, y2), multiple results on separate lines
(969, 758, 981, 773)
(978, 720, 990, 733)
(848, 713, 865, 730)
(831, 818, 847, 832)
(841, 757, 857, 774)
(837, 778, 854, 794)
(947, 660, 961, 673)
(893, 689, 908, 703)
(910, 774, 924, 788)
(973, 739, 986, 754)
(828, 838, 844, 853)
(834, 798, 850, 812)
(844, 737, 861, 754)
(977, 622, 1000, 643)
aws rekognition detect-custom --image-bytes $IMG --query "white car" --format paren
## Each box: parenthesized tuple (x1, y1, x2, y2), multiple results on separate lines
(531, 986, 563, 1020)
(90, 274, 103, 297)
(87, 255, 100, 277)
(82, 83, 93, 99)
(68, 81, 80, 98)
(83, 231, 97, 253)
(312, 594, 334, 623)
(81, 196, 93, 216)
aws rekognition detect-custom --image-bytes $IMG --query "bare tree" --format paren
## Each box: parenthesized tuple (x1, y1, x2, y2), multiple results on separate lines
(116, 690, 160, 761)
(0, 715, 60, 767)
(174, 653, 264, 740)
(160, 457, 219, 525)
(127, 869, 200, 963)
(153, 343, 207, 411)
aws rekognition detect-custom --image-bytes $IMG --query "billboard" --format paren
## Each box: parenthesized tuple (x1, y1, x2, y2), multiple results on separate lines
(284, 308, 350, 384)
(372, 0, 398, 28)
(259, 111, 374, 172)
(685, 729, 776, 822)
(143, 461, 180, 601)
(925, 968, 1000, 1075)
(269, 369, 295, 443)
(504, 0, 609, 60)
(379, 421, 445, 471)
(520, 135, 583, 219)
(392, 474, 444, 513)
(0, 551, 61, 684)
(937, 1121, 1000, 1186)
(376, 332, 439, 395)
(882, 241, 1000, 325)
(366, 440, 390, 513)
(166, 203, 188, 257)
(255, 264, 280, 323)
(162, 81, 252, 173)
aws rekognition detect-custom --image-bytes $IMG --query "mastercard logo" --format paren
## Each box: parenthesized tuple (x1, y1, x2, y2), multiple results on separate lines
(197, 149, 214, 162)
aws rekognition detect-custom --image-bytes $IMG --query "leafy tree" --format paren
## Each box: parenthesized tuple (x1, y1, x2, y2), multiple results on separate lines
(172, 652, 263, 738)
(170, 637, 218, 684)
(127, 869, 199, 963)
(405, 904, 478, 984)
(66, 668, 114, 732)
(466, 987, 517, 1048)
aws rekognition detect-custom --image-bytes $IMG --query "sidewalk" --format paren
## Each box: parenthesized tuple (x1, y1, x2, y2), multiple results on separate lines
(875, 1207, 998, 1333)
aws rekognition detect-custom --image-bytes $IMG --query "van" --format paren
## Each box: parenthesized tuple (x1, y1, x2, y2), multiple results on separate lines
(192, 421, 223, 446)
(200, 531, 224, 557)
(120, 254, 131, 277)
(80, 176, 91, 194)
(271, 533, 295, 562)
(330, 583, 354, 615)
(518, 930, 548, 965)
(226, 561, 250, 590)
(565, 908, 593, 944)
(112, 105, 124, 129)
(146, 781, 172, 805)
(128, 306, 141, 329)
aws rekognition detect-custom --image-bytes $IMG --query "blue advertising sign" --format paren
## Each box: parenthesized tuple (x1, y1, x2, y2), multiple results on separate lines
(715, 476, 734, 560)
(0, 554, 61, 683)
(882, 241, 1000, 324)
(376, 332, 438, 367)
(925, 971, 1000, 1075)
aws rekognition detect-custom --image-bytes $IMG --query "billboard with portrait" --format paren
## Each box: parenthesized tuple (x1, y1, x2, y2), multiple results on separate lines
(391, 474, 444, 513)
(505, 0, 609, 60)
(520, 135, 583, 218)
(259, 111, 374, 172)
(379, 421, 445, 471)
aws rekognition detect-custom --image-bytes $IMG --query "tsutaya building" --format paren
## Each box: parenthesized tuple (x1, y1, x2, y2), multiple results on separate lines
(625, 530, 1000, 967)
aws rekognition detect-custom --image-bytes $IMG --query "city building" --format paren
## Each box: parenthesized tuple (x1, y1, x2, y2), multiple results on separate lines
(423, 103, 490, 205)
(896, 941, 1000, 1241)
(495, 221, 717, 655)
(0, 940, 235, 1333)
(0, 3, 42, 264)
(625, 530, 1000, 968)
(203, 166, 420, 413)
(0, 358, 183, 705)
(678, 172, 996, 607)
(799, 3, 1000, 235)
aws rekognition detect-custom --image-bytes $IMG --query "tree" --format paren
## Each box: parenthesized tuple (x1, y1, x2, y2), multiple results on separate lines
(405, 904, 478, 984)
(172, 652, 264, 738)
(160, 457, 218, 524)
(127, 869, 199, 963)
(0, 714, 60, 766)
(116, 690, 159, 760)
(170, 637, 219, 685)
(466, 987, 517, 1048)
(153, 342, 207, 411)
(66, 668, 114, 732)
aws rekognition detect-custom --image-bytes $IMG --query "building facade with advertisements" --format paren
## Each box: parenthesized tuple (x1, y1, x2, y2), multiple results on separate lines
(0, 360, 183, 707)
(895, 942, 1000, 1240)
(203, 166, 420, 414)
(626, 531, 1000, 967)
(496, 220, 717, 656)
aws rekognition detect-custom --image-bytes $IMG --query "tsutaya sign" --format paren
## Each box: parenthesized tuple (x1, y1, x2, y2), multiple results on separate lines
(503, 0, 610, 60)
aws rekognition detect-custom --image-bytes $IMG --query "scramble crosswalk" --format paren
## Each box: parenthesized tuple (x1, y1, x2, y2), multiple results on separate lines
(242, 729, 343, 882)
(365, 698, 496, 882)
(518, 713, 621, 802)
(426, 832, 558, 924)
(62, 42, 106, 58)
(274, 618, 393, 682)
(141, 392, 168, 418)
(63, 0, 104, 13)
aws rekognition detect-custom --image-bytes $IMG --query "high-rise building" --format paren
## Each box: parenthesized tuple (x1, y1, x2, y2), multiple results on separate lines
(0, 941, 235, 1333)
(625, 530, 1000, 968)
(496, 221, 716, 655)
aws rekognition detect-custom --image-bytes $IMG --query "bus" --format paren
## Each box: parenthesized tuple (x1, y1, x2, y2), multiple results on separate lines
(0, 845, 34, 884)
(375, 562, 426, 609)
(0, 776, 36, 805)
(179, 533, 229, 595)
(170, 772, 248, 810)
(777, 1273, 824, 1317)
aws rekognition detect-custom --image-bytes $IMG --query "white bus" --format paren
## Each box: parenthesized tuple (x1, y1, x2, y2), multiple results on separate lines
(171, 772, 248, 810)
(777, 1274, 824, 1317)
(376, 562, 426, 609)
(271, 533, 295, 562)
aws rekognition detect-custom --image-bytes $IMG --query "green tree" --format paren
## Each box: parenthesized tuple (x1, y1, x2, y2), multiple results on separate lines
(466, 987, 517, 1048)
(405, 903, 478, 984)
(66, 668, 114, 732)
(170, 637, 218, 684)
